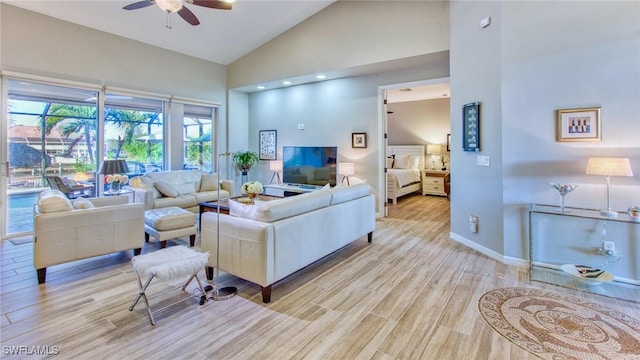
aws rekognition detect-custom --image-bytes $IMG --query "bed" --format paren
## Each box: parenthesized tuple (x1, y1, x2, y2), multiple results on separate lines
(387, 145, 424, 205)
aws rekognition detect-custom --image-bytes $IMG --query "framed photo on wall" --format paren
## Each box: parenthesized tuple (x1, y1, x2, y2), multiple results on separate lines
(352, 132, 367, 148)
(463, 102, 480, 152)
(556, 107, 601, 142)
(259, 130, 277, 160)
(447, 133, 451, 152)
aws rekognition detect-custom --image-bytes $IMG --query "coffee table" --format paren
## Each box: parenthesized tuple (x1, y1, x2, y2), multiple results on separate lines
(199, 195, 280, 228)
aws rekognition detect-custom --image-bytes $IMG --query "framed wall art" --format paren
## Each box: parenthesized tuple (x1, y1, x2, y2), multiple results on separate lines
(259, 130, 277, 160)
(463, 102, 480, 152)
(447, 133, 451, 152)
(556, 107, 601, 142)
(352, 132, 367, 148)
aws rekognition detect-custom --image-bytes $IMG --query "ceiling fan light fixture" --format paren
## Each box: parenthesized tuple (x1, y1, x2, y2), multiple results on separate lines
(156, 0, 183, 13)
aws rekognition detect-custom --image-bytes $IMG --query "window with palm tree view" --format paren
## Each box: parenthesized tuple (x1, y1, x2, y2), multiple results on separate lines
(5, 79, 166, 236)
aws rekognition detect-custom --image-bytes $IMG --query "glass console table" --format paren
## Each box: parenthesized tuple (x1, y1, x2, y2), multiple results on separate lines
(529, 204, 640, 303)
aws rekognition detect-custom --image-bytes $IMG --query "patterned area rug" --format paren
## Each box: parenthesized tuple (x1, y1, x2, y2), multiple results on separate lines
(478, 287, 640, 360)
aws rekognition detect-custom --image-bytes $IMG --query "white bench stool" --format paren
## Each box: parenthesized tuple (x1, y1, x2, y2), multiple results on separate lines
(129, 245, 209, 325)
(144, 207, 197, 248)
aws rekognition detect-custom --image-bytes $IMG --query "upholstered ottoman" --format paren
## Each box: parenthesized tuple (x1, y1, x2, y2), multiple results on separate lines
(144, 207, 197, 248)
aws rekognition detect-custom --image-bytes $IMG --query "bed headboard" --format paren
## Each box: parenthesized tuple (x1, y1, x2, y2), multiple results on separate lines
(387, 145, 425, 170)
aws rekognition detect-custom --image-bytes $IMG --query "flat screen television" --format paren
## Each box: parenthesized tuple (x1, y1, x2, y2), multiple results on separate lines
(283, 146, 338, 187)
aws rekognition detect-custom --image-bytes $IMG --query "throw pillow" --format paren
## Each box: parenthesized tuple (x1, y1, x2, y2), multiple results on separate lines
(321, 183, 331, 190)
(173, 182, 196, 195)
(394, 154, 410, 169)
(408, 155, 421, 169)
(154, 181, 179, 198)
(37, 190, 74, 213)
(200, 173, 219, 191)
(72, 197, 95, 209)
(386, 156, 395, 168)
(228, 199, 257, 218)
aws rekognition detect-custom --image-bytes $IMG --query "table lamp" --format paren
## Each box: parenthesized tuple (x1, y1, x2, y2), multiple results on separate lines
(427, 144, 441, 170)
(339, 163, 355, 185)
(586, 157, 633, 218)
(269, 160, 283, 184)
(98, 159, 129, 192)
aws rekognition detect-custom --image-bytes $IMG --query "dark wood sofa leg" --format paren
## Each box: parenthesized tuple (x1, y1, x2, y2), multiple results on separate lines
(160, 241, 166, 248)
(205, 266, 214, 281)
(144, 233, 150, 243)
(134, 248, 141, 256)
(37, 268, 47, 284)
(368, 231, 373, 243)
(261, 285, 272, 303)
(189, 234, 196, 247)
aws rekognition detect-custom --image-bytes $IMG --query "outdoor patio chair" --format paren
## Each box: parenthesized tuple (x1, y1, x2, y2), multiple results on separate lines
(46, 176, 94, 199)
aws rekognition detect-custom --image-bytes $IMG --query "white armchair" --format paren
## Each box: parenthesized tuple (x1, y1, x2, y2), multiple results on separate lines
(33, 190, 145, 284)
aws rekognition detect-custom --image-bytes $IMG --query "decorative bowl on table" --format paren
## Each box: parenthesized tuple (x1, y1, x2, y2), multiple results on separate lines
(549, 183, 578, 213)
(560, 264, 614, 285)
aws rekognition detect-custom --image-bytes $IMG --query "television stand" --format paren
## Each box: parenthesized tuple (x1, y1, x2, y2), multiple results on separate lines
(264, 183, 322, 197)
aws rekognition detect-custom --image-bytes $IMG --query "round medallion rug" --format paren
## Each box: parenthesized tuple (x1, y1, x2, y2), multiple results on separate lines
(478, 287, 640, 360)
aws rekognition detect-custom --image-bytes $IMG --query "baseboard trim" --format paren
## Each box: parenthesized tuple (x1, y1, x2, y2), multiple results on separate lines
(449, 232, 528, 268)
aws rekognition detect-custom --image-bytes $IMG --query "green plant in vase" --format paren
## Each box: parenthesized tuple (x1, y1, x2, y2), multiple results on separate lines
(232, 151, 259, 176)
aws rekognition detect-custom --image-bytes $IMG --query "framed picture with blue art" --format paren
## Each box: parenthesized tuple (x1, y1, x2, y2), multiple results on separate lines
(463, 102, 480, 152)
(259, 130, 277, 160)
(556, 107, 601, 142)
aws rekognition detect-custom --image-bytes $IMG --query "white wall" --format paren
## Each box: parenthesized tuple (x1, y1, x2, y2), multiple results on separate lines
(246, 61, 450, 212)
(228, 0, 449, 88)
(450, 1, 640, 267)
(449, 1, 505, 258)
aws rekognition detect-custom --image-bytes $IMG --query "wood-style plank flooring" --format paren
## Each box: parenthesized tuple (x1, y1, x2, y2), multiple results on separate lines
(2, 194, 639, 359)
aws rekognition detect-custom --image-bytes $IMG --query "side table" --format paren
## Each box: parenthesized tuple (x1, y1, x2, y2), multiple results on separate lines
(103, 188, 135, 202)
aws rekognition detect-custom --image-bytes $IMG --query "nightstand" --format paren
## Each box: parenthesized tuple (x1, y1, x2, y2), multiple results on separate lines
(422, 170, 449, 197)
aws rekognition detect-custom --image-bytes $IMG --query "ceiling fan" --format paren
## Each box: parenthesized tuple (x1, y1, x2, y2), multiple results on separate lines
(123, 0, 232, 28)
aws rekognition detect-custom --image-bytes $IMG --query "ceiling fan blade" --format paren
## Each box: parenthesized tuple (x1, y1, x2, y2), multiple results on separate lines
(178, 6, 201, 26)
(189, 0, 232, 10)
(123, 0, 155, 10)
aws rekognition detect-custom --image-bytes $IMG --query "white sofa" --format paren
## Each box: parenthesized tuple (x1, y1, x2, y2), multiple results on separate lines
(33, 190, 145, 284)
(200, 184, 376, 303)
(128, 170, 234, 212)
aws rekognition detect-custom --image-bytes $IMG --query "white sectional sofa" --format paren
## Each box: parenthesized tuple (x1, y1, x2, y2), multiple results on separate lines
(200, 184, 376, 303)
(33, 190, 145, 284)
(128, 170, 234, 212)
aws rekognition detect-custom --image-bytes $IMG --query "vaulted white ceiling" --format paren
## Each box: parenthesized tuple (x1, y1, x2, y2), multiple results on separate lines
(4, 0, 335, 65)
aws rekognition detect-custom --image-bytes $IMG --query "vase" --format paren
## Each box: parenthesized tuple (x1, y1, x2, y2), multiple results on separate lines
(550, 183, 577, 213)
(110, 182, 121, 192)
(247, 192, 257, 203)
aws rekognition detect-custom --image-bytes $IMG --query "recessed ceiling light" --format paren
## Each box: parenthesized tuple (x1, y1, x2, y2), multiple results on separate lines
(283, 81, 292, 85)
(399, 88, 412, 92)
(316, 74, 326, 79)
(257, 86, 265, 90)
(442, 93, 449, 97)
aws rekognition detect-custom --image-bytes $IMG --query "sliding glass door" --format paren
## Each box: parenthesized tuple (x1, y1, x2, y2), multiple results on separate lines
(4, 79, 99, 237)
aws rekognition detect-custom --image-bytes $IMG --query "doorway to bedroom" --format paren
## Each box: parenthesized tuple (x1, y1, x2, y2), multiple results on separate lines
(381, 77, 451, 216)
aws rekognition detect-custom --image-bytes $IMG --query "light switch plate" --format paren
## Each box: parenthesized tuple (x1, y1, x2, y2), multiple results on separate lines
(477, 155, 491, 167)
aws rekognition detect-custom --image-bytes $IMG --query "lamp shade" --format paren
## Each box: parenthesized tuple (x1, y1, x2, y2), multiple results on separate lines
(338, 163, 355, 176)
(586, 157, 633, 177)
(427, 144, 441, 155)
(98, 159, 129, 175)
(269, 160, 283, 171)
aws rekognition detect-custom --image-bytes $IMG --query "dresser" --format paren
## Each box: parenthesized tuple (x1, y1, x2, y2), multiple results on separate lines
(422, 170, 450, 197)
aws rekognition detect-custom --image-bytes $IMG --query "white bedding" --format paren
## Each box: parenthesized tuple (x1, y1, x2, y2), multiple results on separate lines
(388, 168, 421, 190)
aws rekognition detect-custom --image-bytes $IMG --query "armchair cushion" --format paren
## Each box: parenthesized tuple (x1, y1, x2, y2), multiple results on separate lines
(37, 190, 74, 213)
(200, 173, 219, 191)
(72, 197, 96, 209)
(155, 181, 179, 198)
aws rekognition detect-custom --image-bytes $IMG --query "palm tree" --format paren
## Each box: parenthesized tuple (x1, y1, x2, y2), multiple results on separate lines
(46, 104, 97, 164)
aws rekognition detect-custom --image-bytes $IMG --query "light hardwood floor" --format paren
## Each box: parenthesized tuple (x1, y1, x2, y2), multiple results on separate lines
(2, 194, 638, 359)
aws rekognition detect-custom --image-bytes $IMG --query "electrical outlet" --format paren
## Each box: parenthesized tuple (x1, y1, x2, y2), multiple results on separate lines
(469, 215, 478, 233)
(602, 241, 615, 256)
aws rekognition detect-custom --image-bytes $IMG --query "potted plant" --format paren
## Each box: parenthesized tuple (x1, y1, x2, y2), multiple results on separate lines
(232, 151, 259, 175)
